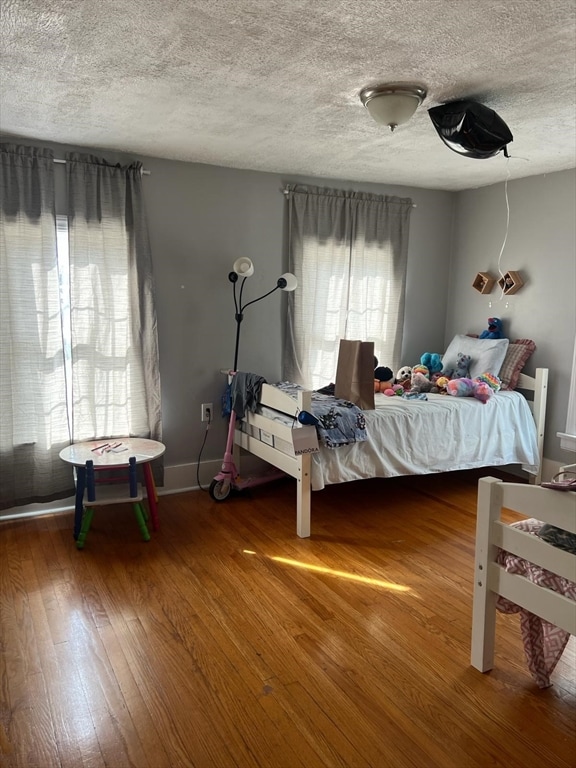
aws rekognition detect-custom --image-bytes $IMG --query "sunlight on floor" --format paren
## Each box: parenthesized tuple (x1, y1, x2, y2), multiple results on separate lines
(243, 550, 410, 591)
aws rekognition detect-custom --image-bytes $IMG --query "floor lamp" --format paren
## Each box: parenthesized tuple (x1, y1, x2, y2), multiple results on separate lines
(229, 257, 297, 372)
(208, 259, 297, 503)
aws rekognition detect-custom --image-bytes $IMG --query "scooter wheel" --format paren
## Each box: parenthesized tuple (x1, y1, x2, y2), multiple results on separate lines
(209, 479, 232, 502)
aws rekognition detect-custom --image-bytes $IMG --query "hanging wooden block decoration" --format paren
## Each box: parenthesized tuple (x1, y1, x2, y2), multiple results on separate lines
(472, 272, 496, 294)
(498, 271, 524, 295)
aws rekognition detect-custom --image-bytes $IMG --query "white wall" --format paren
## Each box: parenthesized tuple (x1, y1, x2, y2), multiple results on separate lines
(447, 169, 576, 464)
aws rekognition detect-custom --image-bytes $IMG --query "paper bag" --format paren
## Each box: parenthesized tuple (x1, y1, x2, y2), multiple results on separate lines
(291, 425, 320, 455)
(334, 339, 375, 410)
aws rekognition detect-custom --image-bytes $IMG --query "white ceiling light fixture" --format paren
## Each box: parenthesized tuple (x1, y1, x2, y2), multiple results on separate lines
(360, 83, 427, 132)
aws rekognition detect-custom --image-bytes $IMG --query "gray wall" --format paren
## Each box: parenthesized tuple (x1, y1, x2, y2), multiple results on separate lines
(7, 136, 574, 475)
(446, 169, 576, 464)
(141, 155, 454, 469)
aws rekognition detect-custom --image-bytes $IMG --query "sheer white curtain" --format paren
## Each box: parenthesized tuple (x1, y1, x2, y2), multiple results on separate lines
(0, 145, 73, 508)
(66, 154, 162, 445)
(284, 185, 413, 389)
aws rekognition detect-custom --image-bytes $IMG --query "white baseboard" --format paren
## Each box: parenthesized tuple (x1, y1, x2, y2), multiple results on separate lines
(541, 457, 565, 483)
(0, 456, 566, 521)
(0, 456, 270, 520)
(163, 458, 222, 494)
(490, 459, 566, 487)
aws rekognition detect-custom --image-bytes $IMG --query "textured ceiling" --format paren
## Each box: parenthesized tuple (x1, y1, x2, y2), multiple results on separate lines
(1, 0, 575, 191)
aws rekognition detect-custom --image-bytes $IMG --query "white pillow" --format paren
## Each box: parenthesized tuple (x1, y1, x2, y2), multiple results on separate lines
(442, 335, 509, 380)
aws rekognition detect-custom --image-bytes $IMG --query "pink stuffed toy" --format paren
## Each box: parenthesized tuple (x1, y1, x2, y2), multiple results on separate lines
(384, 384, 404, 396)
(446, 372, 501, 404)
(446, 377, 491, 403)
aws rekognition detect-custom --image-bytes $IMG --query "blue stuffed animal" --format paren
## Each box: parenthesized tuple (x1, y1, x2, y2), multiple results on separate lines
(420, 352, 443, 377)
(479, 317, 504, 339)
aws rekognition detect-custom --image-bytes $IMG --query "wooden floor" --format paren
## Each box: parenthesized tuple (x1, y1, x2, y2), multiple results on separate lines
(1, 469, 575, 768)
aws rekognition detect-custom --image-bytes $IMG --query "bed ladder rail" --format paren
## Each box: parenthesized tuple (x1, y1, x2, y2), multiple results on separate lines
(471, 476, 576, 675)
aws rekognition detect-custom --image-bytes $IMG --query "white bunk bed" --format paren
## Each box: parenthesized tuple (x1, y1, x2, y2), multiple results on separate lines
(471, 476, 576, 686)
(233, 368, 548, 538)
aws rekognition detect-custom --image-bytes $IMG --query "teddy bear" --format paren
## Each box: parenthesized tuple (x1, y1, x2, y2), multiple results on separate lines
(479, 317, 504, 339)
(442, 352, 471, 380)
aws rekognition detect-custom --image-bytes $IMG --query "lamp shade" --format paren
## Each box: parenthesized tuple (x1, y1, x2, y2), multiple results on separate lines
(360, 84, 427, 131)
(232, 257, 254, 277)
(277, 272, 298, 291)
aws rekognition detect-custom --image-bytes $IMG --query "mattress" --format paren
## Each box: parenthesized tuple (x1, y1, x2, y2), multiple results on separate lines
(248, 389, 540, 491)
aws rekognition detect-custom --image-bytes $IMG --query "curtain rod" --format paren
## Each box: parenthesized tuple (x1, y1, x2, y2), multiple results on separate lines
(281, 187, 416, 207)
(53, 158, 151, 175)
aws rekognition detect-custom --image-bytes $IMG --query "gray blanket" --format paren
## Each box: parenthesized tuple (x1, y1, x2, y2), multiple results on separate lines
(275, 381, 368, 449)
(231, 372, 267, 418)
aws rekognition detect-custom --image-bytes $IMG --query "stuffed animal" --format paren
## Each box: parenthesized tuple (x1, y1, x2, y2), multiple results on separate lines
(374, 363, 394, 392)
(395, 365, 413, 391)
(445, 372, 501, 403)
(479, 317, 504, 339)
(411, 363, 430, 379)
(383, 384, 404, 396)
(420, 353, 443, 377)
(446, 377, 486, 402)
(442, 352, 471, 380)
(411, 354, 443, 394)
(475, 372, 502, 392)
(410, 372, 436, 393)
(435, 376, 450, 394)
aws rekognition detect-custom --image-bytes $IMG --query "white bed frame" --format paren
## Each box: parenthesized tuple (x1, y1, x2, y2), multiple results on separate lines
(471, 476, 576, 675)
(234, 368, 548, 538)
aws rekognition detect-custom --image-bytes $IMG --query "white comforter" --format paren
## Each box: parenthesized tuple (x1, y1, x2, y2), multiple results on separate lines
(310, 390, 539, 490)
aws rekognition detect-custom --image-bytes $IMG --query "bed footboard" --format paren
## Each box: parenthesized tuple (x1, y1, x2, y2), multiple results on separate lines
(234, 383, 313, 537)
(471, 477, 576, 674)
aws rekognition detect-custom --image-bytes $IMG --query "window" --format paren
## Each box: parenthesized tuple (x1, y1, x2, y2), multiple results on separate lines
(284, 185, 413, 390)
(56, 214, 73, 426)
(1, 145, 161, 509)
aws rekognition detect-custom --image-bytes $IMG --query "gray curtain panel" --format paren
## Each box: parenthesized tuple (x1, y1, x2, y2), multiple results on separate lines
(66, 153, 163, 482)
(0, 146, 163, 512)
(283, 184, 413, 390)
(0, 144, 74, 509)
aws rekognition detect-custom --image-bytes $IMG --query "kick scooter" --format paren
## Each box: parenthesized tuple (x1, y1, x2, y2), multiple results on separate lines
(209, 403, 284, 501)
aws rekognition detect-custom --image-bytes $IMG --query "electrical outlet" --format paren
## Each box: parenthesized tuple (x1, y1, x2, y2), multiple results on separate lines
(201, 403, 213, 422)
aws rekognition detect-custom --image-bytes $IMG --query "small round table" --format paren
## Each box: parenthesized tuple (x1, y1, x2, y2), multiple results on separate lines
(59, 438, 166, 539)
